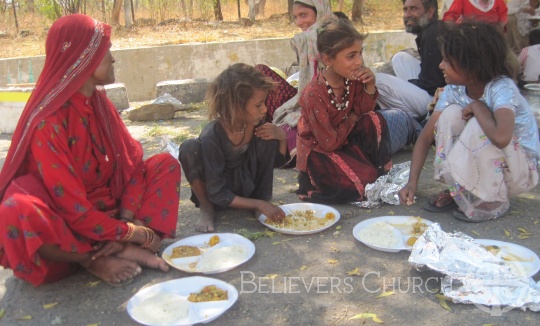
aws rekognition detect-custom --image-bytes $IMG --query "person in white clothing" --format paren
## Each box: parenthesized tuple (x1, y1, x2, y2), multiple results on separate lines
(519, 29, 540, 85)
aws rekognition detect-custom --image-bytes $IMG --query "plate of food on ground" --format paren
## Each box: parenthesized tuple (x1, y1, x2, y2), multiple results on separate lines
(258, 203, 340, 235)
(353, 216, 433, 252)
(162, 233, 255, 274)
(475, 239, 540, 277)
(127, 276, 238, 326)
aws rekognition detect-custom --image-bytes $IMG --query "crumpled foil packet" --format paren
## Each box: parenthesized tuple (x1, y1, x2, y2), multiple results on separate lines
(409, 223, 540, 312)
(160, 136, 180, 159)
(351, 161, 410, 208)
(153, 93, 183, 110)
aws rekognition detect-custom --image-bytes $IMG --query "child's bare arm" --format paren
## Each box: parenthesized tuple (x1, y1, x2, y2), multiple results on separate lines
(255, 122, 287, 155)
(465, 101, 515, 149)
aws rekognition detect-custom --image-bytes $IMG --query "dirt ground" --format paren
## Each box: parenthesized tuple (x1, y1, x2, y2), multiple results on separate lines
(0, 106, 539, 326)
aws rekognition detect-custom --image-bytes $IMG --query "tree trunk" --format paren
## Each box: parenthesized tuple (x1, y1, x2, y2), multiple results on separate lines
(248, 0, 256, 20)
(338, 0, 344, 11)
(351, 0, 364, 24)
(237, 0, 241, 20)
(27, 0, 35, 13)
(180, 0, 187, 18)
(124, 0, 133, 28)
(112, 0, 122, 24)
(288, 0, 294, 22)
(101, 0, 107, 22)
(11, 0, 18, 34)
(130, 0, 135, 23)
(214, 0, 223, 21)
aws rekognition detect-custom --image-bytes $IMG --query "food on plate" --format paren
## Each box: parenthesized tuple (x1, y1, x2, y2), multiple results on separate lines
(389, 216, 428, 236)
(357, 221, 402, 248)
(188, 285, 228, 302)
(209, 235, 220, 247)
(406, 236, 418, 246)
(171, 245, 201, 258)
(130, 292, 190, 324)
(481, 244, 501, 256)
(266, 209, 335, 231)
(196, 245, 248, 271)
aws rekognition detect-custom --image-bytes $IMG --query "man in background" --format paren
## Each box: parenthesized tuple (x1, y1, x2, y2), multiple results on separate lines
(375, 0, 445, 121)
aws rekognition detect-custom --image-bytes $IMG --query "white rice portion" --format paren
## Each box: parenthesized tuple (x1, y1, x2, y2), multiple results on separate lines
(357, 221, 402, 248)
(197, 245, 248, 271)
(131, 292, 190, 324)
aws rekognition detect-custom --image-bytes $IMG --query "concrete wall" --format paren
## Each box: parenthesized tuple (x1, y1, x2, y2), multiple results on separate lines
(0, 31, 415, 102)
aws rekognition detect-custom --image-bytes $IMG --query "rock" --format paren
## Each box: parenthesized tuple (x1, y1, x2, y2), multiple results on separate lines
(372, 61, 394, 75)
(104, 83, 130, 111)
(156, 79, 209, 104)
(126, 103, 176, 121)
(19, 30, 31, 37)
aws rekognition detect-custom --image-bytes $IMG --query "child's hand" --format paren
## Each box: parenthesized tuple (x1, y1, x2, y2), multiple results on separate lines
(462, 104, 475, 121)
(259, 202, 286, 223)
(398, 183, 416, 206)
(351, 66, 375, 86)
(255, 122, 286, 141)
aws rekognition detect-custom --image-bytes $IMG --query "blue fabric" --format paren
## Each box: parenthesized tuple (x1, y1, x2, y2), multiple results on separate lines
(378, 108, 421, 154)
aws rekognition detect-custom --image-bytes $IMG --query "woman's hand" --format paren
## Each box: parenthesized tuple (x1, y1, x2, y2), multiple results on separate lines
(259, 201, 286, 223)
(255, 123, 286, 141)
(398, 183, 416, 206)
(92, 241, 126, 260)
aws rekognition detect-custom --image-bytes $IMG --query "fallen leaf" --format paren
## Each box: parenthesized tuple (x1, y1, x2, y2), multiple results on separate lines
(0, 309, 4, 319)
(17, 316, 33, 320)
(86, 280, 101, 287)
(87, 324, 100, 326)
(438, 297, 452, 311)
(276, 177, 287, 184)
(518, 228, 529, 234)
(349, 313, 383, 323)
(350, 313, 376, 320)
(272, 241, 281, 245)
(264, 274, 278, 279)
(330, 246, 340, 252)
(504, 229, 511, 237)
(388, 210, 395, 215)
(373, 316, 384, 324)
(328, 259, 338, 264)
(534, 221, 539, 225)
(300, 265, 308, 271)
(472, 231, 480, 236)
(43, 302, 59, 309)
(347, 268, 361, 276)
(482, 324, 496, 326)
(336, 225, 342, 230)
(376, 291, 395, 298)
(435, 293, 452, 301)
(518, 235, 529, 239)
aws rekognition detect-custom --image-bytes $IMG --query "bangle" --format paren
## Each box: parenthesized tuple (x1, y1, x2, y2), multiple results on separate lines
(363, 83, 376, 95)
(141, 226, 156, 250)
(121, 222, 135, 241)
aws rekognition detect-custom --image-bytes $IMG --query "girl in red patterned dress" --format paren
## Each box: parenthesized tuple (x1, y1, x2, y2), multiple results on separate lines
(0, 15, 181, 286)
(296, 18, 392, 203)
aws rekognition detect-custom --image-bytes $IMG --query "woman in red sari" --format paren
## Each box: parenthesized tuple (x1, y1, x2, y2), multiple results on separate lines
(0, 14, 181, 286)
(296, 18, 392, 203)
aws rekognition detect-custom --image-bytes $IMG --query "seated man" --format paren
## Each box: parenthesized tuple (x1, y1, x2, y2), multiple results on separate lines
(375, 0, 446, 121)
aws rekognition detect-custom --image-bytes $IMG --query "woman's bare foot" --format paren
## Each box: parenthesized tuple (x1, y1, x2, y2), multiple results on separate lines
(196, 205, 215, 232)
(117, 243, 170, 272)
(82, 255, 141, 285)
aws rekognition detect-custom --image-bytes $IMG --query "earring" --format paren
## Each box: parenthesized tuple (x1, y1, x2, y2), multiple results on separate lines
(326, 66, 329, 71)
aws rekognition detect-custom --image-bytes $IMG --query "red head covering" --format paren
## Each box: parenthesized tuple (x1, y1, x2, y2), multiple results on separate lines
(0, 14, 143, 199)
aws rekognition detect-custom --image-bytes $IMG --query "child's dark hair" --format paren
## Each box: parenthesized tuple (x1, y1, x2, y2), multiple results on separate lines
(207, 63, 274, 131)
(316, 18, 366, 59)
(437, 21, 516, 84)
(530, 29, 540, 46)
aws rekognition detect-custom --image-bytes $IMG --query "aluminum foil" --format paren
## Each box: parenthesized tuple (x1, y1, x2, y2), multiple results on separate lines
(160, 137, 180, 159)
(351, 161, 410, 208)
(409, 223, 540, 312)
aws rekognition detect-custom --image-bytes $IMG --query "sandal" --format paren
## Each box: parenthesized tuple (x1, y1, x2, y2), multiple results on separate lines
(423, 189, 457, 213)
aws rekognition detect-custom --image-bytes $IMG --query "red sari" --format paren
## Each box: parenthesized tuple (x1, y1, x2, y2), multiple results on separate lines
(0, 15, 180, 286)
(296, 75, 392, 203)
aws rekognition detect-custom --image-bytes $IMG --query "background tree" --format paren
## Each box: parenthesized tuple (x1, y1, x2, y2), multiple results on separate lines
(351, 0, 364, 23)
(213, 0, 223, 21)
